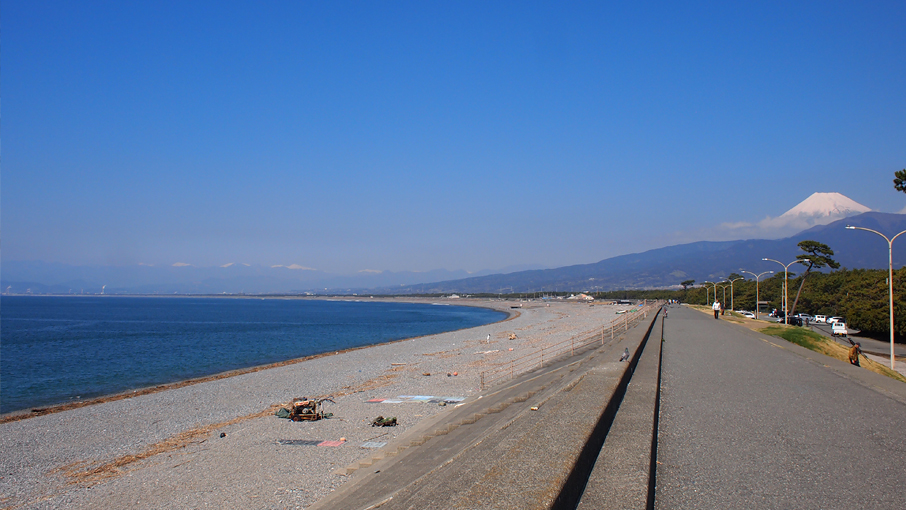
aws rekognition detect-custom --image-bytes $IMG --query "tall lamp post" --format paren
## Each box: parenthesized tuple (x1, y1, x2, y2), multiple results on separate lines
(703, 281, 713, 305)
(728, 277, 744, 311)
(762, 258, 803, 325)
(740, 270, 773, 320)
(845, 225, 906, 370)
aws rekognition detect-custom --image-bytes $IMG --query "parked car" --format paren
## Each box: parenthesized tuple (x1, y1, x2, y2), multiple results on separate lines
(814, 315, 827, 323)
(828, 317, 844, 324)
(777, 316, 803, 326)
(739, 311, 755, 319)
(832, 322, 848, 337)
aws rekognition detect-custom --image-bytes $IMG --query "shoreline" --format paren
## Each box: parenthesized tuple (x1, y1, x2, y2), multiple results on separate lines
(0, 296, 517, 424)
(0, 299, 624, 509)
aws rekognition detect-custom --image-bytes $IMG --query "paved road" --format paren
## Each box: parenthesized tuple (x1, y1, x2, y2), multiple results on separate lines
(655, 306, 906, 509)
(808, 322, 906, 357)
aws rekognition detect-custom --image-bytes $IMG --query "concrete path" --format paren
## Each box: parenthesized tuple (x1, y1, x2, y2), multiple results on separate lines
(655, 305, 906, 509)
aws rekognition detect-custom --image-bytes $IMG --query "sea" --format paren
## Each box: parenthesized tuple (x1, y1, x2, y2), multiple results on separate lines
(0, 296, 506, 415)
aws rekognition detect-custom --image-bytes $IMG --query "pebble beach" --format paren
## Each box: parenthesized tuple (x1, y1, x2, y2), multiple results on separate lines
(0, 298, 628, 509)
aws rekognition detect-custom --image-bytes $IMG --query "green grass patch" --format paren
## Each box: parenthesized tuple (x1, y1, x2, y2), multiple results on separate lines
(760, 325, 906, 383)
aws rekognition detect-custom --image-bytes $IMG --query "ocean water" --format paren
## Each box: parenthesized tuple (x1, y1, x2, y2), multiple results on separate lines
(0, 296, 505, 414)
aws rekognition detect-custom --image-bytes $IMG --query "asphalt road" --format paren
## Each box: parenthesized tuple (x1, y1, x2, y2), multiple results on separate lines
(808, 321, 906, 359)
(655, 305, 906, 510)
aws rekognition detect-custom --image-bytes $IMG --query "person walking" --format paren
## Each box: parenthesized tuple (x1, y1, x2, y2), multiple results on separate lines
(712, 300, 721, 319)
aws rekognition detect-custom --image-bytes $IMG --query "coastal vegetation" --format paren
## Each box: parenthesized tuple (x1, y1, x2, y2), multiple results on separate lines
(457, 265, 905, 341)
(683, 268, 906, 340)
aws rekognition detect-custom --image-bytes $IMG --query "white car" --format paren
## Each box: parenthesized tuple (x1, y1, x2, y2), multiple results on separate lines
(831, 322, 848, 337)
(739, 311, 755, 318)
(828, 317, 844, 324)
(814, 315, 827, 323)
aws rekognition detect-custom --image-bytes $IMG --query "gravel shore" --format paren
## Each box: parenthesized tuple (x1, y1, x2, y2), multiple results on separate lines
(0, 298, 627, 509)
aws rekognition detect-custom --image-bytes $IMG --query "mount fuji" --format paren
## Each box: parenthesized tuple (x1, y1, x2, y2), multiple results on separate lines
(758, 192, 871, 233)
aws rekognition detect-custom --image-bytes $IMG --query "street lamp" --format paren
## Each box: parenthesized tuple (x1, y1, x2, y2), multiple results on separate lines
(846, 225, 906, 370)
(762, 258, 806, 325)
(728, 277, 744, 311)
(702, 282, 712, 304)
(740, 270, 774, 320)
(704, 279, 727, 315)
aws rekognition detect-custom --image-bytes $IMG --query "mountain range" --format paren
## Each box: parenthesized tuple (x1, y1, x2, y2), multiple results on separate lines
(4, 193, 903, 295)
(379, 212, 906, 294)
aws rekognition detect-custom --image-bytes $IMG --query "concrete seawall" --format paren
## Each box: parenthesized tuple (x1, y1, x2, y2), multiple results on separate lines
(311, 307, 664, 509)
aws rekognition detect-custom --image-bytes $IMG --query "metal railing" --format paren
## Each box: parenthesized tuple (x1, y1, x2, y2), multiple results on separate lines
(479, 302, 659, 390)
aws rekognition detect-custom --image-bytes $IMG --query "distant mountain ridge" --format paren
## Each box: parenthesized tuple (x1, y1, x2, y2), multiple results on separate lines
(0, 260, 547, 295)
(4, 211, 903, 296)
(371, 212, 906, 294)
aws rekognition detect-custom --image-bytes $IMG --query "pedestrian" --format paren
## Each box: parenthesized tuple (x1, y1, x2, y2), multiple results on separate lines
(486, 333, 491, 343)
(712, 300, 721, 319)
(848, 343, 862, 366)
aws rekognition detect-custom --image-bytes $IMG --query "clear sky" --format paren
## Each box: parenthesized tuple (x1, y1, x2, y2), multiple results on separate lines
(4, 1, 905, 274)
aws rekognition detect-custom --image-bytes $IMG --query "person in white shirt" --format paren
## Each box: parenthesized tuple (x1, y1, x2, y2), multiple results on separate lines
(712, 300, 721, 319)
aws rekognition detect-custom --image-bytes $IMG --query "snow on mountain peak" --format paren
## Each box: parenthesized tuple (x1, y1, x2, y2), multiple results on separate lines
(779, 192, 871, 219)
(714, 192, 873, 241)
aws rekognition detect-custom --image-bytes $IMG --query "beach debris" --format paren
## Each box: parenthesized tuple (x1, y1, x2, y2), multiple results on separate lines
(220, 432, 226, 438)
(390, 363, 407, 366)
(367, 395, 464, 404)
(276, 397, 335, 421)
(372, 416, 398, 427)
(362, 441, 387, 448)
(508, 333, 517, 340)
(422, 372, 431, 376)
(530, 406, 539, 411)
(278, 439, 321, 446)
(277, 439, 347, 447)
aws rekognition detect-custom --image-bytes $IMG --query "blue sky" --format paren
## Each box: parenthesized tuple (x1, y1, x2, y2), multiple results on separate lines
(4, 1, 905, 274)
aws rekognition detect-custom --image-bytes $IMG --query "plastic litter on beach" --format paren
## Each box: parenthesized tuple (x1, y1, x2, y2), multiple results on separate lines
(366, 396, 464, 405)
(276, 439, 347, 447)
(361, 441, 387, 448)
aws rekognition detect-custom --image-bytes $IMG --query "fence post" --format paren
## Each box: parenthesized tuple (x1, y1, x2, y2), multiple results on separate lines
(601, 327, 604, 345)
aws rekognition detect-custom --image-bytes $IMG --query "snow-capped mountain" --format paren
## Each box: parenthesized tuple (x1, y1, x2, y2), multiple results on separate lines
(759, 192, 871, 232)
(778, 192, 871, 221)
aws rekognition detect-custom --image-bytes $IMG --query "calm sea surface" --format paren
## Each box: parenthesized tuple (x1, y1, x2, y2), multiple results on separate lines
(0, 296, 506, 414)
